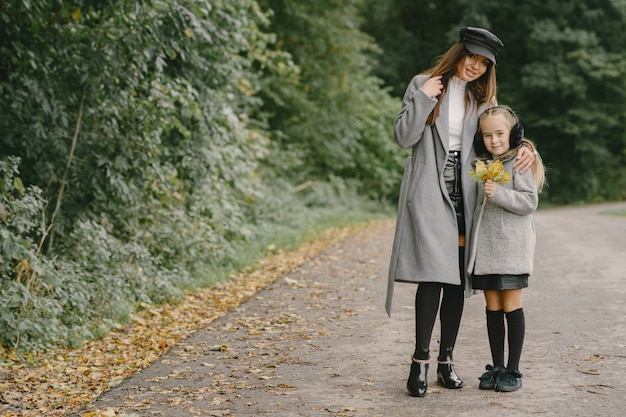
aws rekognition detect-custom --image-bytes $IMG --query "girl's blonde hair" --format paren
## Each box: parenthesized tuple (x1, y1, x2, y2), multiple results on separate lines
(421, 43, 498, 125)
(522, 139, 546, 193)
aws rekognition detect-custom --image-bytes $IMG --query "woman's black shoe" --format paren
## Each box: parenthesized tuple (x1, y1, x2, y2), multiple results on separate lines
(436, 348, 464, 389)
(407, 357, 429, 397)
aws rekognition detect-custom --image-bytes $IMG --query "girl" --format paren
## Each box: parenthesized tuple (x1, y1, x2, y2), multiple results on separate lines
(385, 27, 536, 397)
(467, 106, 546, 392)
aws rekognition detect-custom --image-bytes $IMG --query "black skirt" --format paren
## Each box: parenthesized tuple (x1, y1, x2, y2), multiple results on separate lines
(472, 274, 528, 290)
(444, 150, 465, 235)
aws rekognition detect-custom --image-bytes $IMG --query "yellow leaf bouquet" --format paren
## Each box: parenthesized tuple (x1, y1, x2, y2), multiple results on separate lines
(468, 160, 511, 184)
(468, 159, 511, 212)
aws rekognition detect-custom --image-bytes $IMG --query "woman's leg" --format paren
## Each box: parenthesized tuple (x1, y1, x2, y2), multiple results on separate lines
(407, 283, 442, 397)
(439, 283, 465, 349)
(436, 282, 465, 388)
(414, 283, 442, 355)
(437, 246, 466, 388)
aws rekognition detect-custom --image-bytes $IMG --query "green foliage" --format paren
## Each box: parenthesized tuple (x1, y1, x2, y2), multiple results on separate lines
(360, 0, 626, 204)
(0, 0, 289, 352)
(0, 0, 396, 354)
(258, 0, 403, 202)
(0, 157, 63, 351)
(359, 0, 467, 97)
(493, 0, 626, 203)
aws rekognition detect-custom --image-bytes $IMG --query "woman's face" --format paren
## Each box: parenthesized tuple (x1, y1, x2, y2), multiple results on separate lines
(455, 53, 490, 82)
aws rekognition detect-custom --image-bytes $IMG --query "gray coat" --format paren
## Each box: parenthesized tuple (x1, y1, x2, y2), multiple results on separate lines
(466, 153, 538, 276)
(385, 74, 489, 316)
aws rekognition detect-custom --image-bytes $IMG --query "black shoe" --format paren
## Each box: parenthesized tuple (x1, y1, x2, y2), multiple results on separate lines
(478, 364, 505, 390)
(436, 348, 463, 389)
(495, 369, 523, 392)
(437, 363, 464, 389)
(407, 357, 429, 397)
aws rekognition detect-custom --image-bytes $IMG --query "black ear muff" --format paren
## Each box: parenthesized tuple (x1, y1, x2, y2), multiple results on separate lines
(474, 129, 487, 155)
(509, 121, 524, 148)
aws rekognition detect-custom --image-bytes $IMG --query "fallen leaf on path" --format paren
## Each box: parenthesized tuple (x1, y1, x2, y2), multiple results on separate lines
(0, 225, 364, 417)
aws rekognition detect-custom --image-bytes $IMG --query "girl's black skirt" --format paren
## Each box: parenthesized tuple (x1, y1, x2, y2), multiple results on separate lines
(472, 274, 528, 290)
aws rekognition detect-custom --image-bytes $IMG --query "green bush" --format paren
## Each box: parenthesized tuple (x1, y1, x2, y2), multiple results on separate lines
(0, 0, 398, 354)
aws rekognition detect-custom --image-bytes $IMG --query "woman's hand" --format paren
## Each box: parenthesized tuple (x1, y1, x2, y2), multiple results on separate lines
(484, 179, 496, 198)
(514, 145, 536, 173)
(420, 75, 443, 98)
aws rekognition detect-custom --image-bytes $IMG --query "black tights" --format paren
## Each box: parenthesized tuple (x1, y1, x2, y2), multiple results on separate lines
(413, 282, 465, 357)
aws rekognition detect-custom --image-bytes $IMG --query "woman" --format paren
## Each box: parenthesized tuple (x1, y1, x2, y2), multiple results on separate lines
(385, 27, 535, 397)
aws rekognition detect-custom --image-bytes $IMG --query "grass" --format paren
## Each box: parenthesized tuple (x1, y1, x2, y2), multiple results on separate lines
(192, 201, 394, 290)
(602, 208, 626, 217)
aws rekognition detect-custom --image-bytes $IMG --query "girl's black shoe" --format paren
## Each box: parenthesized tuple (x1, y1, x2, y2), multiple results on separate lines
(478, 364, 505, 390)
(495, 369, 523, 392)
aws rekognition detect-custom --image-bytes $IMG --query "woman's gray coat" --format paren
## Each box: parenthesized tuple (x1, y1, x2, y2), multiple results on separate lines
(385, 74, 489, 316)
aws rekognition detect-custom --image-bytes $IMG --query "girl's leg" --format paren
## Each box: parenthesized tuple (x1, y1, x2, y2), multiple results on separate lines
(502, 289, 525, 372)
(483, 289, 503, 311)
(485, 306, 505, 368)
(495, 289, 525, 392)
(483, 289, 505, 367)
(501, 288, 523, 313)
(478, 290, 506, 390)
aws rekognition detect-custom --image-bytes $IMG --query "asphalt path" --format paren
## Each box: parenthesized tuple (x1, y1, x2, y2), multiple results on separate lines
(89, 202, 626, 417)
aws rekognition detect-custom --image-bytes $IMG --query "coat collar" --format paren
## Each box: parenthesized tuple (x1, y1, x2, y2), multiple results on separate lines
(434, 94, 449, 150)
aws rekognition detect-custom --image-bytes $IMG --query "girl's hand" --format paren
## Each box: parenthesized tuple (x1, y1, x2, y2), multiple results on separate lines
(420, 75, 443, 98)
(514, 146, 536, 173)
(484, 179, 497, 198)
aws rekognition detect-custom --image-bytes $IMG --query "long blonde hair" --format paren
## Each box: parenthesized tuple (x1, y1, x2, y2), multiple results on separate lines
(421, 43, 497, 125)
(521, 139, 547, 193)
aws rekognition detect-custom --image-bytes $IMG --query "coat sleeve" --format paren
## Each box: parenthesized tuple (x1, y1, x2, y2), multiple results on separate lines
(393, 75, 438, 149)
(489, 169, 538, 215)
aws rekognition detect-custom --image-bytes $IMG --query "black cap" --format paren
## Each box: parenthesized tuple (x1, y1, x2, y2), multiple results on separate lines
(459, 27, 504, 65)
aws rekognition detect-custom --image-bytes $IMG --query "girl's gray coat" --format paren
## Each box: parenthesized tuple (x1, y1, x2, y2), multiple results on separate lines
(385, 74, 489, 316)
(466, 153, 538, 277)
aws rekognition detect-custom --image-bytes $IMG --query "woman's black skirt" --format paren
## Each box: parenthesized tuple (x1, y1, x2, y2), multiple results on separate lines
(444, 150, 465, 234)
(472, 274, 529, 290)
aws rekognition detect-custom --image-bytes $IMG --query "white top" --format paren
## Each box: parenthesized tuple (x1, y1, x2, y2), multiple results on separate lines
(448, 76, 467, 151)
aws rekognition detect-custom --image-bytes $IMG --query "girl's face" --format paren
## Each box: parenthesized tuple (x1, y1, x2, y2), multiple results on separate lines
(455, 53, 490, 82)
(480, 114, 511, 156)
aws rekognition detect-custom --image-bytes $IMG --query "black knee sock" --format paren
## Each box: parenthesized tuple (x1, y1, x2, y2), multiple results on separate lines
(414, 283, 441, 356)
(506, 308, 525, 371)
(486, 309, 505, 367)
